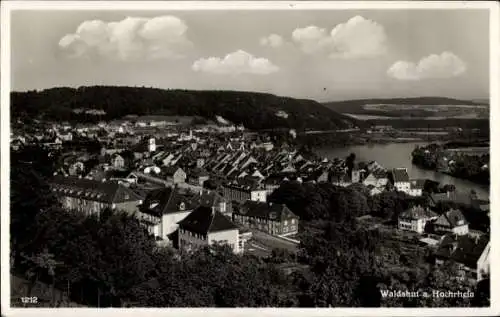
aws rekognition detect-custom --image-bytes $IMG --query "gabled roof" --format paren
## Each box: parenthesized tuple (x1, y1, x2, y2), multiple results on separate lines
(140, 186, 197, 217)
(431, 191, 474, 205)
(434, 209, 468, 228)
(392, 168, 409, 183)
(50, 175, 144, 204)
(436, 233, 490, 269)
(235, 201, 298, 221)
(399, 206, 438, 220)
(178, 206, 238, 234)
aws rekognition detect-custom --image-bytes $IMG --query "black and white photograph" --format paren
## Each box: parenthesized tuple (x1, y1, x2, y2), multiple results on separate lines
(1, 1, 498, 315)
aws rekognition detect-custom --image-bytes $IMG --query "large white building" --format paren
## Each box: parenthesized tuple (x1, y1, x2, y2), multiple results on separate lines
(398, 206, 438, 234)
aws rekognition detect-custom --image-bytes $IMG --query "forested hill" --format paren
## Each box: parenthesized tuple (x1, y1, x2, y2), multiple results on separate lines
(11, 86, 357, 131)
(323, 97, 487, 113)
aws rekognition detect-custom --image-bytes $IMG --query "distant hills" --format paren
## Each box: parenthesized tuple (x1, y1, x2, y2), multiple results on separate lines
(322, 97, 489, 123)
(11, 86, 357, 131)
(323, 97, 488, 113)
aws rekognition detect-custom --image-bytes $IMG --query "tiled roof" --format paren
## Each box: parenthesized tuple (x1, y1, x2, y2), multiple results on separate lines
(235, 201, 298, 221)
(50, 175, 144, 204)
(392, 168, 409, 183)
(434, 209, 468, 228)
(140, 186, 197, 217)
(436, 234, 490, 269)
(178, 206, 238, 234)
(399, 206, 438, 220)
(431, 191, 473, 205)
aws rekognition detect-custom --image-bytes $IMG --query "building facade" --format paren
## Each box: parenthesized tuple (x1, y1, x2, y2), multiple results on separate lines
(178, 207, 240, 253)
(232, 201, 299, 237)
(50, 176, 144, 217)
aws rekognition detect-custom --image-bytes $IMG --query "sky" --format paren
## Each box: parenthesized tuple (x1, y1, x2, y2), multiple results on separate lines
(10, 9, 490, 102)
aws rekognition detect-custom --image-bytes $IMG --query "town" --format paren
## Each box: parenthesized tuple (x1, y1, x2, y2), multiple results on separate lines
(10, 114, 491, 307)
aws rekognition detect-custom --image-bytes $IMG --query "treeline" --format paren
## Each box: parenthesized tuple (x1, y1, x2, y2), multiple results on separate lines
(412, 144, 490, 185)
(11, 86, 356, 131)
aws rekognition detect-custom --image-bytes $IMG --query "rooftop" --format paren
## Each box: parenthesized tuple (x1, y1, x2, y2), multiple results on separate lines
(178, 206, 238, 234)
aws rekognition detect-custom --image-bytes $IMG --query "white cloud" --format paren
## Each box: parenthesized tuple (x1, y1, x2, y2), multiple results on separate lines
(291, 16, 387, 58)
(387, 52, 467, 80)
(58, 16, 193, 61)
(259, 34, 285, 48)
(291, 26, 332, 54)
(192, 50, 279, 75)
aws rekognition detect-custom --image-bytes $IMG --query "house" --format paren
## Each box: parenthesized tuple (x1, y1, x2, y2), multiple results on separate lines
(263, 175, 284, 196)
(398, 206, 438, 234)
(435, 234, 490, 282)
(433, 209, 469, 235)
(163, 166, 187, 184)
(138, 187, 198, 242)
(49, 176, 144, 217)
(233, 201, 299, 237)
(178, 206, 240, 254)
(187, 168, 210, 186)
(409, 179, 425, 197)
(111, 154, 125, 169)
(391, 168, 410, 194)
(363, 170, 388, 188)
(222, 182, 267, 203)
(430, 191, 479, 208)
(195, 189, 230, 217)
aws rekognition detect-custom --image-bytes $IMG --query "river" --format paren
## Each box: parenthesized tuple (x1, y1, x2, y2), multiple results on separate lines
(315, 142, 489, 199)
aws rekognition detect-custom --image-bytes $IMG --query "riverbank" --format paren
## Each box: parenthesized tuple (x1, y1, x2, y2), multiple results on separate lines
(411, 143, 489, 186)
(314, 142, 489, 199)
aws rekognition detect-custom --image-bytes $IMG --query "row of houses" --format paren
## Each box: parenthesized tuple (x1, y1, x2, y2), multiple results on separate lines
(48, 174, 299, 254)
(397, 205, 489, 282)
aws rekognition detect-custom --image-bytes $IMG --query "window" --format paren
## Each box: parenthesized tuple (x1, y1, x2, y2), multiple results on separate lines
(291, 219, 295, 225)
(284, 220, 288, 226)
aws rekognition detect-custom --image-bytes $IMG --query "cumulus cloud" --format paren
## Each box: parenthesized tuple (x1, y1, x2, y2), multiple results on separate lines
(192, 50, 279, 75)
(291, 15, 387, 58)
(259, 34, 285, 48)
(58, 16, 193, 61)
(387, 52, 467, 80)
